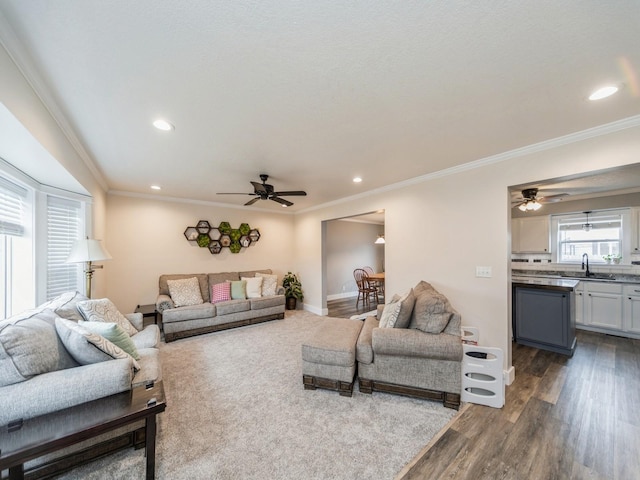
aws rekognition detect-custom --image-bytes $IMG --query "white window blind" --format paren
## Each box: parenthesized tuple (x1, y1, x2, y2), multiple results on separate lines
(0, 176, 27, 237)
(47, 195, 82, 300)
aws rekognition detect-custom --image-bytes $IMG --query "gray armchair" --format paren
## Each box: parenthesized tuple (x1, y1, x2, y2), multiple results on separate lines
(356, 281, 463, 409)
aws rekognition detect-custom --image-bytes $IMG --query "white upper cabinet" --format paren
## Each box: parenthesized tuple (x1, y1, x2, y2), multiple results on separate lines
(512, 216, 550, 253)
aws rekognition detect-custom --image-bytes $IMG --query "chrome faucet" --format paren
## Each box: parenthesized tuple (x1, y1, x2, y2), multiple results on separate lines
(581, 253, 593, 277)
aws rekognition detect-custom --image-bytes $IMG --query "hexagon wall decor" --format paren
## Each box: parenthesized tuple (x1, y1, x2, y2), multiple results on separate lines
(184, 220, 260, 254)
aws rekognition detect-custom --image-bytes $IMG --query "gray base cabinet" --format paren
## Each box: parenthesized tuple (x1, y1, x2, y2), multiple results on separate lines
(513, 286, 576, 356)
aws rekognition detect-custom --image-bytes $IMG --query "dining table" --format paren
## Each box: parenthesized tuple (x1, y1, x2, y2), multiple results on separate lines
(366, 272, 385, 298)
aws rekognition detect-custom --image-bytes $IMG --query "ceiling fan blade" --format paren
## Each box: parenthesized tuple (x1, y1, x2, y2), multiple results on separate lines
(251, 181, 268, 194)
(273, 191, 307, 197)
(538, 193, 568, 203)
(217, 192, 255, 195)
(271, 197, 293, 207)
(244, 197, 260, 206)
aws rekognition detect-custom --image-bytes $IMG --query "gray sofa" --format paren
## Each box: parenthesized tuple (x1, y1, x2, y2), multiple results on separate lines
(156, 269, 286, 342)
(356, 281, 463, 409)
(0, 291, 162, 475)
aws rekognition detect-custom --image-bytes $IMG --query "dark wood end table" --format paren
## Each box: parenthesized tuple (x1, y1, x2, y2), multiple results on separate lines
(0, 381, 166, 480)
(135, 304, 160, 326)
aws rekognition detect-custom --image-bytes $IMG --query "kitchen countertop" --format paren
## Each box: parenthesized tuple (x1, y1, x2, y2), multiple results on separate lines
(512, 269, 640, 285)
(512, 276, 580, 292)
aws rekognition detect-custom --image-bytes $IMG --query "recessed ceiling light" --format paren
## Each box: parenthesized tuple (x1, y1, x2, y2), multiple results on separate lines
(150, 185, 161, 190)
(353, 177, 362, 183)
(588, 85, 619, 101)
(153, 119, 174, 131)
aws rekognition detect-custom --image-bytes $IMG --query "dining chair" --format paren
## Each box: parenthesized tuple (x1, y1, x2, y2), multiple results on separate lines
(353, 268, 379, 308)
(363, 266, 384, 297)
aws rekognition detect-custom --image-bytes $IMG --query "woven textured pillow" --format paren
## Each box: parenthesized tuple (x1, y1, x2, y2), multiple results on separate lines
(255, 273, 278, 296)
(241, 276, 263, 299)
(167, 276, 204, 307)
(211, 282, 231, 304)
(77, 298, 138, 336)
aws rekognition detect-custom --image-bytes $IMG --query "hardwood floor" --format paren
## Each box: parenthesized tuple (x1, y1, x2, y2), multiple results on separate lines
(327, 296, 382, 318)
(327, 298, 640, 479)
(399, 330, 640, 480)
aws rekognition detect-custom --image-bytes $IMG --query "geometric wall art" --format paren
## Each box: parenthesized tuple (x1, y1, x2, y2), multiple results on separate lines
(184, 220, 260, 254)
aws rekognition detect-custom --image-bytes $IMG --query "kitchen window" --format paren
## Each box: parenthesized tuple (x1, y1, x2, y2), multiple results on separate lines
(553, 209, 629, 264)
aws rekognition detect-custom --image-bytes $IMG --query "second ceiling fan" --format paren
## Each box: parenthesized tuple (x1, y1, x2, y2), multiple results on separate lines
(217, 174, 307, 207)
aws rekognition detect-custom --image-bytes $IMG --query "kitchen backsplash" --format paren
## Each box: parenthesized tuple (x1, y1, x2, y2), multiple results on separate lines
(511, 252, 640, 275)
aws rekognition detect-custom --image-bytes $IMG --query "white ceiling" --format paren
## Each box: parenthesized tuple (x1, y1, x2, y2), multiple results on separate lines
(1, 1, 639, 211)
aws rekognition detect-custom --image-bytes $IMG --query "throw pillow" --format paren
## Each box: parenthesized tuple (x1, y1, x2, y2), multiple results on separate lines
(394, 289, 416, 329)
(55, 318, 140, 370)
(211, 282, 231, 304)
(0, 310, 69, 387)
(228, 280, 247, 300)
(241, 276, 263, 299)
(79, 321, 140, 360)
(77, 298, 138, 336)
(255, 273, 278, 296)
(410, 289, 453, 334)
(379, 290, 415, 329)
(53, 291, 89, 322)
(379, 300, 402, 329)
(167, 277, 204, 307)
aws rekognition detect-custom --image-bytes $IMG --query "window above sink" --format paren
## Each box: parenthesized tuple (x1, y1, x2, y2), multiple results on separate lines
(551, 208, 631, 265)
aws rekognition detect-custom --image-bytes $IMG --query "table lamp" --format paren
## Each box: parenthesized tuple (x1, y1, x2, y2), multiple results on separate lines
(66, 237, 112, 298)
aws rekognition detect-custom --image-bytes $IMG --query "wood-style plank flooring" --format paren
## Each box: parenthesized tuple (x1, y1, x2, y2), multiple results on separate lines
(327, 295, 382, 318)
(327, 299, 640, 480)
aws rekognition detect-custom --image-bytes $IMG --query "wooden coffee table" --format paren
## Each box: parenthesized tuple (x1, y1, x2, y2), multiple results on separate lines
(0, 381, 166, 480)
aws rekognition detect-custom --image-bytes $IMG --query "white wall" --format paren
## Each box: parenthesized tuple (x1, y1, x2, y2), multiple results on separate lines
(0, 43, 109, 297)
(325, 220, 384, 298)
(105, 193, 295, 312)
(294, 123, 640, 373)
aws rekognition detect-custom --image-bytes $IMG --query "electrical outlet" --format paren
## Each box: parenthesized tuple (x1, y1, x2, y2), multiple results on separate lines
(476, 266, 492, 278)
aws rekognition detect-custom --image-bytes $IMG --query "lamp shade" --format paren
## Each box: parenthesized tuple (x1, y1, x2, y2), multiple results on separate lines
(66, 238, 112, 263)
(374, 235, 385, 244)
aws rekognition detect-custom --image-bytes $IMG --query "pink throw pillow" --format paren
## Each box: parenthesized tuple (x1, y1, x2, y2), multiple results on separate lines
(211, 282, 231, 304)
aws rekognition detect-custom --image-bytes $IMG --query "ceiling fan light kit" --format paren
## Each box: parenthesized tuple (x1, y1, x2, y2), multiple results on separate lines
(217, 174, 307, 207)
(513, 187, 567, 213)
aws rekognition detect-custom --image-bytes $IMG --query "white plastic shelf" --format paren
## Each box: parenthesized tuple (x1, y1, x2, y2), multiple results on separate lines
(460, 326, 505, 408)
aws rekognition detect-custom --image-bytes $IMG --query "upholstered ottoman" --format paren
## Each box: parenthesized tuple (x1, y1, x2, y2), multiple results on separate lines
(302, 317, 363, 397)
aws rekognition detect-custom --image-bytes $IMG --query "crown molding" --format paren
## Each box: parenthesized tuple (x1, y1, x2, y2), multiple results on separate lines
(108, 189, 294, 215)
(299, 114, 640, 214)
(0, 11, 109, 191)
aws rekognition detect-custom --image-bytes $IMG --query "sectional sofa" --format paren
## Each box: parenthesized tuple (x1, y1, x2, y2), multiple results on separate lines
(156, 269, 286, 342)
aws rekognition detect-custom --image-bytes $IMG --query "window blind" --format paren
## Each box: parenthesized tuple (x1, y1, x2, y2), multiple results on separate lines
(0, 176, 28, 237)
(47, 195, 82, 300)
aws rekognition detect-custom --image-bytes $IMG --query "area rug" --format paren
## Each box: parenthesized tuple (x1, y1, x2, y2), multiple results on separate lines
(58, 311, 457, 480)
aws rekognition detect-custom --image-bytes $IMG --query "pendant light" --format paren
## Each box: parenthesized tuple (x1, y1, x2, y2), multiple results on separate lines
(582, 211, 593, 232)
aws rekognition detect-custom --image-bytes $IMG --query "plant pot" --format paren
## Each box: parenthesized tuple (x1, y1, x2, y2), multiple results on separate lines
(286, 297, 297, 310)
(613, 258, 621, 264)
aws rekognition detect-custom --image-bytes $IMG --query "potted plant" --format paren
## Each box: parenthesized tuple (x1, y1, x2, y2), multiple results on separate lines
(282, 272, 303, 310)
(603, 254, 613, 264)
(612, 254, 622, 264)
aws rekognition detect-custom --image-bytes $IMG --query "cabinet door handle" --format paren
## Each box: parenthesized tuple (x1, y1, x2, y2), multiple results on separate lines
(634, 290, 640, 293)
(588, 293, 592, 296)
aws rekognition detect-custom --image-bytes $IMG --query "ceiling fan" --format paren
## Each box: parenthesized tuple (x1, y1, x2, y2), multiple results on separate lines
(217, 174, 307, 207)
(512, 188, 568, 211)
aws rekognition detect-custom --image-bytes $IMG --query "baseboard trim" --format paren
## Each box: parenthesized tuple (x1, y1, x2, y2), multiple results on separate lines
(326, 292, 358, 301)
(504, 366, 515, 386)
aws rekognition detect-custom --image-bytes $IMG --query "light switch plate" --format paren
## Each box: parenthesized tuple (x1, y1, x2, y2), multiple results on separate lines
(476, 266, 492, 278)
